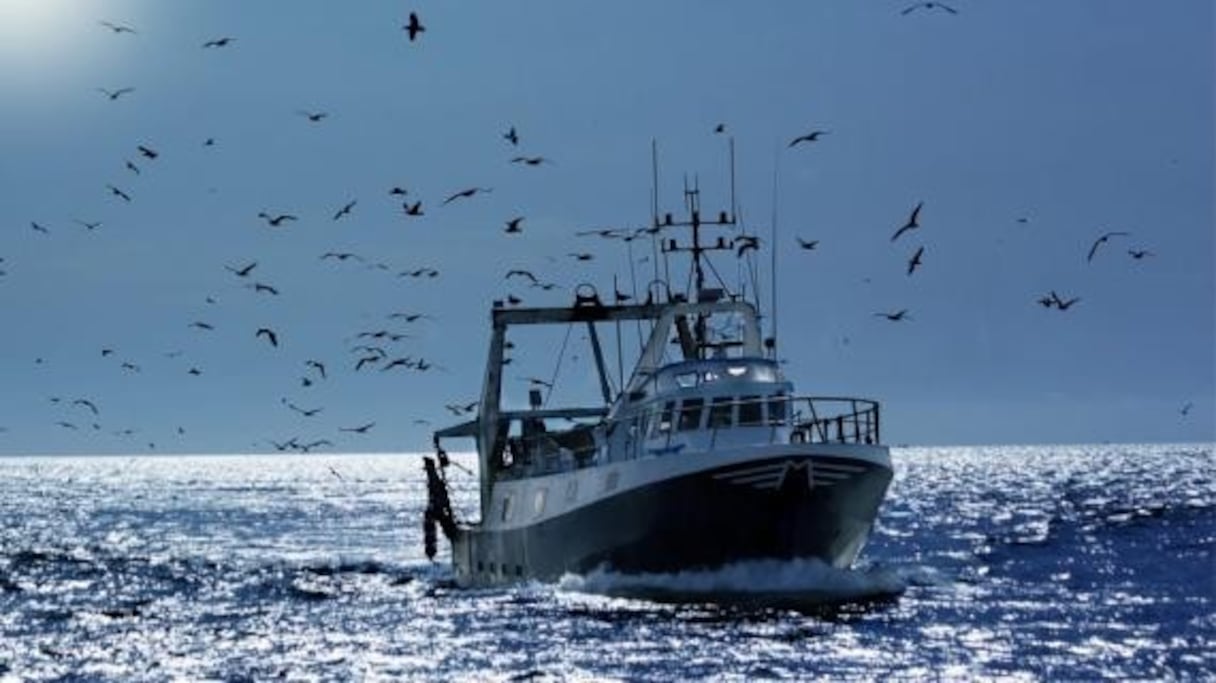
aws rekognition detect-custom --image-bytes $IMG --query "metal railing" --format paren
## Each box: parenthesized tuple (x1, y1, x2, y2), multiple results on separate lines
(789, 396, 880, 445)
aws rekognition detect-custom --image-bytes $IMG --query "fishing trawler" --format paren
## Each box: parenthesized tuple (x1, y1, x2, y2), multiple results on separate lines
(424, 174, 893, 587)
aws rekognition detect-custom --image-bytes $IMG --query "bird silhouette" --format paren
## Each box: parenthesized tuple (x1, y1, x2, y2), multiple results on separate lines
(511, 156, 550, 166)
(901, 2, 958, 14)
(30, 221, 50, 234)
(305, 360, 327, 379)
(404, 12, 425, 41)
(506, 269, 538, 284)
(714, 123, 726, 134)
(382, 357, 415, 372)
(282, 398, 321, 417)
(907, 246, 925, 275)
(568, 252, 594, 262)
(874, 309, 912, 322)
(332, 200, 357, 221)
(125, 160, 140, 175)
(1049, 291, 1080, 310)
(442, 187, 492, 205)
(504, 217, 524, 234)
(788, 130, 829, 147)
(403, 201, 424, 216)
(97, 87, 135, 100)
(225, 261, 257, 277)
(297, 110, 328, 122)
(1127, 249, 1154, 260)
(99, 21, 137, 34)
(256, 327, 279, 347)
(389, 186, 408, 196)
(73, 399, 100, 415)
(106, 184, 132, 202)
(248, 282, 279, 295)
(891, 201, 923, 242)
(503, 126, 519, 146)
(387, 312, 433, 323)
(1181, 402, 1193, 417)
(189, 321, 214, 331)
(202, 37, 234, 48)
(735, 235, 760, 257)
(137, 145, 158, 160)
(258, 212, 297, 227)
(796, 237, 819, 250)
(1087, 231, 1130, 262)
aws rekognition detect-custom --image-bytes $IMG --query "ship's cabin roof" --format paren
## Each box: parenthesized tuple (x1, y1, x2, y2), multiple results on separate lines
(623, 357, 786, 406)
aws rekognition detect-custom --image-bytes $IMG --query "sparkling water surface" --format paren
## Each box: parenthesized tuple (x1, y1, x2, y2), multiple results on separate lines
(1, 444, 1212, 681)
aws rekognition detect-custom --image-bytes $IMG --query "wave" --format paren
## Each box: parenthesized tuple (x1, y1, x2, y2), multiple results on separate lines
(558, 558, 910, 610)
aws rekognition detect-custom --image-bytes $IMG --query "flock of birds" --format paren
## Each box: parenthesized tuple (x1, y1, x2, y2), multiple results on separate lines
(0, 5, 1197, 453)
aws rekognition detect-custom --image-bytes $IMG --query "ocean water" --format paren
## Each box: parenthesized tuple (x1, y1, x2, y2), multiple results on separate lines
(0, 444, 1212, 681)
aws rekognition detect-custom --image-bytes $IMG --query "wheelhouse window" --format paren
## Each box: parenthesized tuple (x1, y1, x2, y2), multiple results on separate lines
(651, 401, 675, 436)
(738, 395, 763, 426)
(677, 398, 705, 431)
(708, 396, 734, 429)
(767, 394, 788, 425)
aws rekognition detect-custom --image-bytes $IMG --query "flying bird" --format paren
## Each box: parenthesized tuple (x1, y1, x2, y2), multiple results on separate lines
(332, 200, 357, 221)
(568, 252, 594, 262)
(907, 246, 925, 275)
(788, 130, 829, 147)
(321, 252, 362, 262)
(305, 360, 327, 379)
(189, 321, 214, 331)
(891, 201, 923, 242)
(125, 160, 140, 175)
(403, 201, 424, 216)
(1127, 249, 1154, 260)
(1087, 231, 1130, 262)
(97, 87, 135, 100)
(1049, 291, 1080, 310)
(225, 261, 257, 277)
(901, 2, 958, 14)
(73, 399, 100, 415)
(511, 156, 551, 166)
(714, 123, 726, 134)
(256, 327, 279, 347)
(248, 282, 279, 295)
(506, 269, 538, 284)
(442, 187, 493, 205)
(30, 221, 50, 234)
(258, 212, 297, 227)
(99, 21, 137, 34)
(106, 184, 132, 202)
(503, 126, 519, 146)
(1181, 402, 1193, 417)
(874, 309, 912, 322)
(202, 37, 234, 48)
(137, 145, 158, 160)
(297, 110, 328, 122)
(403, 12, 425, 41)
(389, 186, 408, 196)
(504, 217, 524, 234)
(796, 237, 819, 250)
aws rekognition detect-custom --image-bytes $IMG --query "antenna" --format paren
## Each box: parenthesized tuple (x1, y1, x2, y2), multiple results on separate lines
(769, 141, 780, 360)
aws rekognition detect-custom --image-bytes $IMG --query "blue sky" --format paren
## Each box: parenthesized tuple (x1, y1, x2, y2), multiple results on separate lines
(1, 1, 1212, 455)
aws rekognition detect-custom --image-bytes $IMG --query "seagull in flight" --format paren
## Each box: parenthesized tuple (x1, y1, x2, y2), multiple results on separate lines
(30, 221, 50, 234)
(788, 130, 829, 147)
(297, 110, 328, 123)
(796, 237, 819, 250)
(305, 360, 327, 379)
(97, 87, 135, 100)
(137, 145, 158, 160)
(504, 217, 524, 234)
(1049, 290, 1081, 310)
(907, 246, 925, 275)
(332, 200, 357, 221)
(225, 261, 257, 277)
(442, 187, 493, 205)
(1181, 402, 1193, 417)
(874, 309, 912, 322)
(1087, 231, 1130, 262)
(901, 2, 959, 15)
(511, 156, 551, 166)
(106, 184, 132, 202)
(891, 201, 923, 242)
(403, 12, 425, 41)
(202, 37, 235, 48)
(403, 201, 424, 216)
(256, 327, 279, 347)
(1127, 248, 1154, 260)
(506, 269, 538, 284)
(503, 126, 519, 146)
(99, 21, 137, 34)
(340, 422, 375, 434)
(258, 212, 297, 227)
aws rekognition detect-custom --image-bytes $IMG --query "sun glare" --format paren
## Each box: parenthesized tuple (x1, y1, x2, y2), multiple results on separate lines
(0, 0, 129, 94)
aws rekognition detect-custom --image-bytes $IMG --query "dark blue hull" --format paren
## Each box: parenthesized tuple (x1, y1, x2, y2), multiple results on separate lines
(453, 453, 892, 584)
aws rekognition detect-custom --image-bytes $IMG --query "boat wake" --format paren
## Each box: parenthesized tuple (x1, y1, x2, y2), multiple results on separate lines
(558, 558, 912, 610)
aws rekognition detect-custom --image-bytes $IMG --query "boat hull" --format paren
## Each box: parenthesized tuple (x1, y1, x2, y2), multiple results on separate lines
(450, 447, 892, 585)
